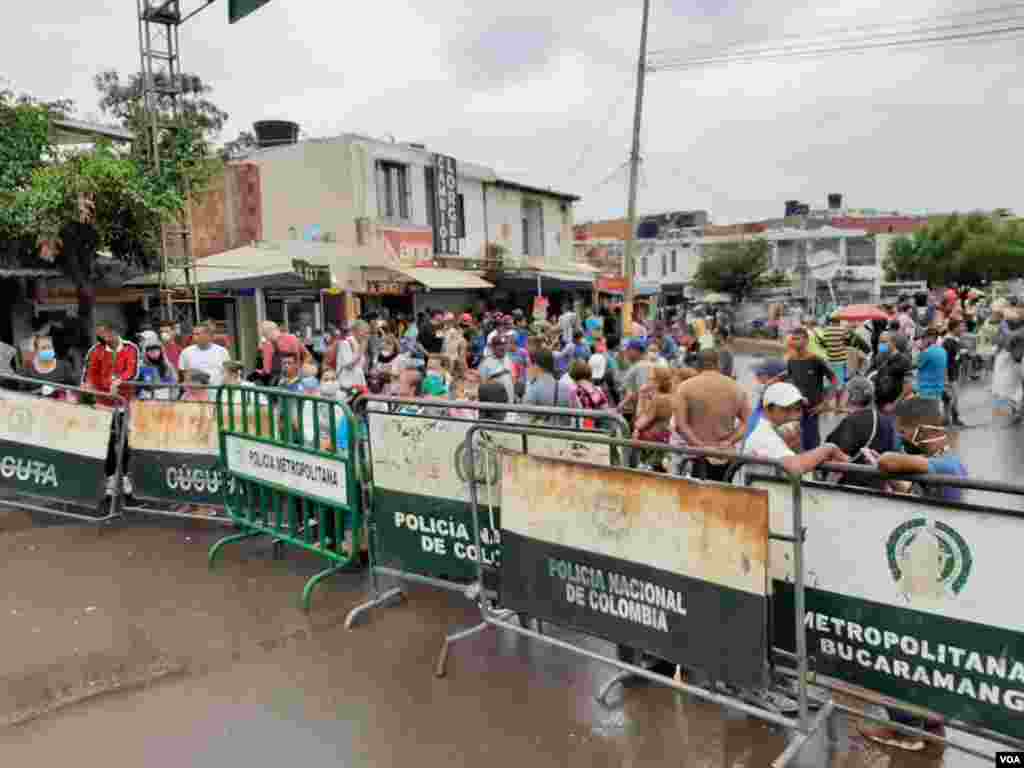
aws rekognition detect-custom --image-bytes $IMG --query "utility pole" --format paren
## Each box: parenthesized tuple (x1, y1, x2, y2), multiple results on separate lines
(621, 0, 651, 337)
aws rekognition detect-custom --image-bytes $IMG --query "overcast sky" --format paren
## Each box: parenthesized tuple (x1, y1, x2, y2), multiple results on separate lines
(5, 0, 1023, 223)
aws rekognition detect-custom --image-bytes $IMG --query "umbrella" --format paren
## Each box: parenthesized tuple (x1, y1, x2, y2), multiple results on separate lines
(835, 304, 889, 322)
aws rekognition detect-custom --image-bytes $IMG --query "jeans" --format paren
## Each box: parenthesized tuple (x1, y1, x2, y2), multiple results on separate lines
(800, 409, 821, 451)
(943, 381, 960, 422)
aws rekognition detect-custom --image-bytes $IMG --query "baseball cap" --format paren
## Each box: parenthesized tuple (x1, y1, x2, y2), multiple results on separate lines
(762, 382, 805, 408)
(845, 376, 875, 405)
(460, 313, 473, 325)
(753, 359, 787, 379)
(626, 338, 647, 352)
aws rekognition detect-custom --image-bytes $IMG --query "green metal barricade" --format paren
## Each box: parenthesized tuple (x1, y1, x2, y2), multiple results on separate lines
(208, 385, 364, 610)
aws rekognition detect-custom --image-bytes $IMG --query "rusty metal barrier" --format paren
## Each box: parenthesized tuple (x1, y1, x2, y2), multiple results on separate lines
(747, 465, 1024, 762)
(119, 383, 257, 523)
(437, 426, 824, 768)
(0, 373, 127, 524)
(343, 396, 630, 630)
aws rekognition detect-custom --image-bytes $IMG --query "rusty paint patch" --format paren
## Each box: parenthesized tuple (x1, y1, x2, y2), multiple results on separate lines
(129, 402, 271, 454)
(501, 452, 770, 596)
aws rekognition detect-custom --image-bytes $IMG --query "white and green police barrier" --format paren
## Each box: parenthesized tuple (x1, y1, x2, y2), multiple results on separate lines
(343, 396, 630, 630)
(441, 428, 833, 768)
(751, 468, 1024, 758)
(0, 373, 127, 523)
(121, 384, 249, 521)
(208, 385, 365, 611)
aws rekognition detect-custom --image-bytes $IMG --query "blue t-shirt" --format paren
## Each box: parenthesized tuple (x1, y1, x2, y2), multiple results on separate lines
(916, 345, 947, 399)
(925, 454, 967, 502)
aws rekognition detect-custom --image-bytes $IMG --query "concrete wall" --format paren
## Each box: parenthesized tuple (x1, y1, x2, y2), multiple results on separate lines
(252, 141, 357, 245)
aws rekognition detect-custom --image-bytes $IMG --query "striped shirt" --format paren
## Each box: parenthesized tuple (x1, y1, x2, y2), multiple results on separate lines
(821, 326, 849, 363)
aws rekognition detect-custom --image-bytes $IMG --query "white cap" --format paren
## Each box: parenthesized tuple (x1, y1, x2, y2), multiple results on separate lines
(588, 353, 607, 380)
(763, 382, 805, 408)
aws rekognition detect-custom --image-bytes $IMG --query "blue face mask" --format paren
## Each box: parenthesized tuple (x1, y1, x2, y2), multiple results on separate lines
(302, 376, 319, 391)
(878, 343, 890, 354)
(37, 349, 56, 362)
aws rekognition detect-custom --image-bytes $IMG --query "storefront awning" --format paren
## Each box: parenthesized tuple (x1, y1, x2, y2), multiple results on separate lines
(125, 241, 351, 290)
(396, 267, 493, 290)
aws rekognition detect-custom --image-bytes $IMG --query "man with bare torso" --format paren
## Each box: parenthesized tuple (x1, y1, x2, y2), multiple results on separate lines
(672, 349, 750, 481)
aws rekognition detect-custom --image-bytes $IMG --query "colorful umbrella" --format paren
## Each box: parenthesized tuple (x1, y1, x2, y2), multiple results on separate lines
(835, 304, 889, 322)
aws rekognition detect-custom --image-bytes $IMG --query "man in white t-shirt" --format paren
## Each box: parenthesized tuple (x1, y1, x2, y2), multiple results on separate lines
(743, 382, 849, 474)
(178, 321, 230, 387)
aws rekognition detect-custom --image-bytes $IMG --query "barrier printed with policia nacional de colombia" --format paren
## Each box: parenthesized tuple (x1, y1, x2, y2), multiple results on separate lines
(754, 478, 1024, 740)
(500, 452, 770, 688)
(0, 389, 113, 504)
(128, 400, 272, 506)
(367, 410, 611, 584)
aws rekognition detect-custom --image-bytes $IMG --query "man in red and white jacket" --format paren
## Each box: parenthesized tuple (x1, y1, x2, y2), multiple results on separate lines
(82, 322, 139, 495)
(83, 322, 140, 403)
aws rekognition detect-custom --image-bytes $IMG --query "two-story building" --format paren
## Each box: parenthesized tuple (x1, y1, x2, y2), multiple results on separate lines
(137, 129, 584, 363)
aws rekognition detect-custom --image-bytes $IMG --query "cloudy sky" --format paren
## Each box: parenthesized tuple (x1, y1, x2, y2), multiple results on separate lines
(5, 0, 1023, 223)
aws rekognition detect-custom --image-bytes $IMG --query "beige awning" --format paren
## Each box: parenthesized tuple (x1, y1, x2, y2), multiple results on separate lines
(125, 241, 365, 289)
(396, 267, 493, 290)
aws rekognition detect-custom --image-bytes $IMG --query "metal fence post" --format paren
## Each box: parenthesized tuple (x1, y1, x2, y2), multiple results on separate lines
(790, 473, 808, 732)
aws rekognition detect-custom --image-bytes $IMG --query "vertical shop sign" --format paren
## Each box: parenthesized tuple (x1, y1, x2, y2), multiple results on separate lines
(433, 154, 460, 256)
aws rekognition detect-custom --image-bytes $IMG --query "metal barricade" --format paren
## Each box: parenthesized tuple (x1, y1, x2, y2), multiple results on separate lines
(0, 373, 127, 523)
(748, 463, 1024, 762)
(440, 427, 826, 768)
(207, 385, 365, 611)
(120, 383, 239, 523)
(343, 396, 630, 630)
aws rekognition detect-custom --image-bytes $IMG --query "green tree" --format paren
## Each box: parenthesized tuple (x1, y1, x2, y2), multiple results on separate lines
(221, 130, 258, 160)
(694, 238, 774, 302)
(0, 72, 226, 333)
(883, 213, 1024, 288)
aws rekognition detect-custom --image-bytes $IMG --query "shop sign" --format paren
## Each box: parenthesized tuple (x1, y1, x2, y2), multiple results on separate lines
(364, 281, 409, 297)
(597, 277, 629, 294)
(433, 153, 460, 256)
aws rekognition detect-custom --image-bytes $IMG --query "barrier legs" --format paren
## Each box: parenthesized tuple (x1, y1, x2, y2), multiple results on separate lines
(596, 659, 660, 706)
(207, 530, 265, 569)
(301, 562, 349, 613)
(344, 586, 404, 630)
(771, 701, 834, 768)
(435, 608, 517, 679)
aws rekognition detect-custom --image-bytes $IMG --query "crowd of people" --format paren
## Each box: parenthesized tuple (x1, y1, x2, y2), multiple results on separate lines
(7, 289, 1021, 747)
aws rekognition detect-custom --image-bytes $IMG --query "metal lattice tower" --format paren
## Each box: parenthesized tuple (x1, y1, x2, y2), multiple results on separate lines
(136, 0, 197, 323)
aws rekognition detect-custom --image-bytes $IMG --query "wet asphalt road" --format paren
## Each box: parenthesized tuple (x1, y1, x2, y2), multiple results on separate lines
(0, 354, 1018, 768)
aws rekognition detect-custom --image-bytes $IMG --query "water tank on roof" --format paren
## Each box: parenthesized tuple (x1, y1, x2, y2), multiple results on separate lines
(636, 220, 659, 239)
(253, 120, 300, 149)
(828, 193, 843, 210)
(785, 200, 802, 217)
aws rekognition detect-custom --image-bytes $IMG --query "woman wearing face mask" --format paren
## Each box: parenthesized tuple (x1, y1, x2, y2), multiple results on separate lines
(138, 336, 178, 400)
(25, 333, 76, 398)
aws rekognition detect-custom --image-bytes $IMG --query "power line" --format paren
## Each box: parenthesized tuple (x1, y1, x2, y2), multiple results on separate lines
(650, 22, 1024, 72)
(647, 1, 1024, 58)
(650, 12, 1024, 68)
(566, 75, 636, 180)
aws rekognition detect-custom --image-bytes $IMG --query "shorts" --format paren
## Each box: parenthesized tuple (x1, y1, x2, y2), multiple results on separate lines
(827, 361, 847, 387)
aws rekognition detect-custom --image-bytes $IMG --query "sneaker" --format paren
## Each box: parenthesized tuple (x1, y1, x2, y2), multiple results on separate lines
(858, 724, 926, 751)
(104, 475, 116, 497)
(121, 476, 134, 497)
